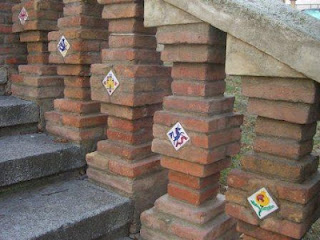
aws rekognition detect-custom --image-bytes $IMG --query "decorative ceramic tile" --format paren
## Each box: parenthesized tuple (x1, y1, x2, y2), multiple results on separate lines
(18, 7, 28, 25)
(102, 70, 119, 96)
(167, 122, 190, 151)
(248, 187, 278, 219)
(57, 36, 70, 57)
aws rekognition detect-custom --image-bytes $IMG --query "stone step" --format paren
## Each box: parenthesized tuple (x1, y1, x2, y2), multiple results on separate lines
(0, 133, 86, 189)
(0, 178, 132, 240)
(0, 96, 39, 136)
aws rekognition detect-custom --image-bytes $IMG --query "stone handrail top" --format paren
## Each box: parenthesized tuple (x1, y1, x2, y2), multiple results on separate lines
(146, 0, 320, 83)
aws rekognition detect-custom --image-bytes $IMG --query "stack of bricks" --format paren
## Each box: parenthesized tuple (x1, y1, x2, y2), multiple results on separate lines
(140, 23, 243, 239)
(0, 0, 26, 95)
(11, 0, 63, 127)
(86, 0, 171, 233)
(226, 76, 320, 239)
(45, 0, 108, 152)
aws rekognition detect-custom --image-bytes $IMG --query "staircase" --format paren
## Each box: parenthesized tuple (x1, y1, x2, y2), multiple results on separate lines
(0, 96, 133, 240)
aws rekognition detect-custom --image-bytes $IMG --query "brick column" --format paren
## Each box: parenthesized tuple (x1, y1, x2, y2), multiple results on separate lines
(11, 0, 63, 128)
(45, 0, 108, 152)
(0, 0, 26, 95)
(140, 23, 243, 239)
(86, 0, 171, 233)
(226, 76, 320, 239)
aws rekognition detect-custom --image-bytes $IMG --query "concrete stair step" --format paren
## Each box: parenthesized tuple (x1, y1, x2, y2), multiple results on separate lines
(0, 133, 86, 189)
(0, 96, 39, 136)
(0, 178, 132, 240)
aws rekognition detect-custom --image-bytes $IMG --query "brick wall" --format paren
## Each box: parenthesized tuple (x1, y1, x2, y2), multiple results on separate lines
(11, 0, 63, 128)
(140, 22, 243, 240)
(0, 0, 26, 95)
(86, 0, 171, 233)
(45, 0, 108, 152)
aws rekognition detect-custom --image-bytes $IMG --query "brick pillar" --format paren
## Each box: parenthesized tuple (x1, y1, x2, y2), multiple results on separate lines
(0, 0, 26, 95)
(11, 0, 63, 128)
(226, 76, 320, 239)
(45, 0, 108, 152)
(86, 0, 171, 233)
(140, 23, 243, 239)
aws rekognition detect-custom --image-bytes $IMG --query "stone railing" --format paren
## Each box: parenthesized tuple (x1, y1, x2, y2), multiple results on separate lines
(139, 0, 320, 239)
(6, 0, 320, 239)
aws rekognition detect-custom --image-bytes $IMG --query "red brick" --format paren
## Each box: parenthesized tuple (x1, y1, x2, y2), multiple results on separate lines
(108, 18, 156, 34)
(64, 76, 91, 87)
(19, 65, 57, 75)
(109, 34, 156, 49)
(63, 3, 102, 17)
(242, 76, 318, 104)
(141, 207, 236, 240)
(157, 23, 226, 45)
(108, 155, 161, 178)
(248, 98, 318, 124)
(107, 128, 153, 145)
(64, 87, 91, 100)
(101, 103, 161, 120)
(97, 0, 139, 5)
(21, 76, 63, 87)
(44, 111, 62, 124)
(237, 221, 294, 240)
(168, 182, 219, 206)
(161, 45, 225, 64)
(163, 95, 234, 115)
(54, 99, 100, 113)
(168, 171, 219, 190)
(241, 153, 318, 183)
(27, 53, 49, 64)
(225, 203, 259, 226)
(255, 117, 317, 141)
(62, 113, 107, 128)
(46, 122, 105, 142)
(227, 169, 250, 190)
(11, 84, 63, 99)
(97, 140, 152, 160)
(154, 194, 226, 225)
(19, 31, 48, 42)
(152, 138, 228, 164)
(161, 157, 230, 178)
(153, 123, 241, 149)
(108, 116, 153, 132)
(253, 135, 313, 160)
(260, 216, 311, 239)
(58, 16, 107, 29)
(57, 65, 90, 76)
(101, 48, 160, 63)
(27, 42, 48, 53)
(171, 80, 225, 97)
(86, 151, 109, 171)
(102, 3, 143, 19)
(91, 88, 168, 107)
(228, 169, 320, 205)
(154, 110, 243, 134)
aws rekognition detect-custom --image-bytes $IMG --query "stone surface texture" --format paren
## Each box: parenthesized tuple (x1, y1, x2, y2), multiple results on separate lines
(0, 133, 85, 188)
(0, 178, 132, 240)
(0, 95, 39, 136)
(145, 0, 320, 83)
